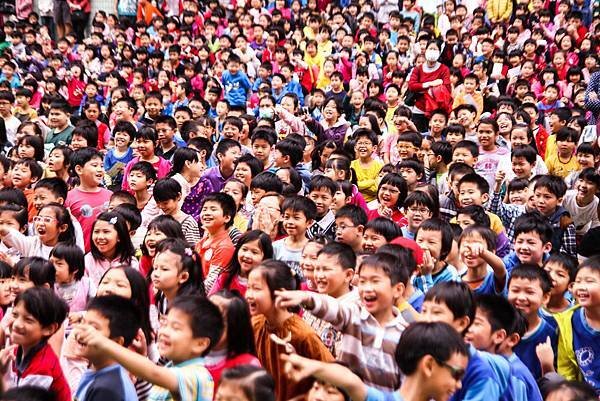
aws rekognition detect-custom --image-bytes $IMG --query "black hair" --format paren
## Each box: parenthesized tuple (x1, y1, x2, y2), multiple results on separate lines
(513, 212, 554, 244)
(0, 203, 27, 230)
(424, 281, 476, 333)
(113, 203, 142, 232)
(155, 238, 206, 298)
(509, 263, 553, 293)
(90, 212, 135, 264)
(236, 154, 264, 178)
(397, 131, 422, 149)
(15, 287, 68, 329)
(352, 128, 378, 146)
(358, 253, 409, 286)
(275, 139, 303, 166)
(395, 322, 468, 375)
(448, 162, 475, 181)
(13, 158, 43, 181)
(169, 147, 199, 176)
(377, 173, 408, 209)
(507, 178, 530, 193)
(211, 290, 257, 358)
(534, 175, 568, 199)
(457, 205, 491, 227)
(113, 120, 137, 140)
(431, 141, 453, 165)
(134, 126, 158, 143)
(0, 386, 57, 401)
(458, 225, 496, 251)
(0, 188, 28, 210)
(579, 167, 600, 188)
(215, 138, 242, 161)
(153, 178, 182, 202)
(14, 257, 55, 287)
(250, 171, 283, 193)
(364, 217, 402, 241)
(415, 218, 454, 260)
(453, 140, 479, 158)
(220, 365, 275, 401)
(86, 295, 140, 347)
(308, 175, 337, 197)
(556, 127, 579, 143)
(398, 159, 425, 181)
(317, 242, 356, 271)
(202, 193, 237, 229)
(545, 253, 579, 283)
(110, 191, 136, 207)
(69, 147, 102, 176)
(50, 242, 85, 281)
(334, 204, 367, 227)
(511, 145, 537, 165)
(34, 178, 68, 201)
(129, 161, 157, 182)
(169, 296, 223, 355)
(251, 127, 277, 146)
(543, 380, 598, 401)
(475, 294, 517, 333)
(72, 121, 99, 149)
(458, 173, 490, 195)
(281, 195, 317, 221)
(17, 135, 44, 162)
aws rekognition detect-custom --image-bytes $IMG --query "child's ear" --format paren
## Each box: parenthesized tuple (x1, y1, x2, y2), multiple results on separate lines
(391, 281, 405, 302)
(491, 328, 507, 346)
(74, 165, 83, 176)
(454, 315, 471, 334)
(481, 192, 490, 204)
(306, 218, 314, 228)
(57, 197, 65, 205)
(30, 176, 40, 185)
(472, 157, 478, 165)
(41, 322, 59, 338)
(58, 223, 68, 234)
(178, 270, 189, 284)
(357, 224, 364, 235)
(191, 336, 210, 356)
(542, 242, 552, 254)
(113, 336, 126, 346)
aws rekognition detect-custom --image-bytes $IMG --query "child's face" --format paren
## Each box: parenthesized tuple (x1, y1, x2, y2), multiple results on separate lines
(533, 186, 560, 216)
(92, 220, 119, 258)
(17, 142, 36, 159)
(452, 148, 477, 167)
(508, 277, 548, 318)
(399, 167, 420, 187)
(544, 262, 571, 298)
(396, 140, 416, 160)
(50, 256, 74, 285)
(334, 216, 362, 248)
(0, 275, 12, 306)
(511, 156, 534, 179)
(145, 98, 162, 118)
(151, 250, 186, 294)
(48, 149, 66, 172)
(331, 189, 349, 212)
(282, 208, 312, 238)
(307, 381, 346, 401)
(556, 137, 576, 156)
(544, 87, 558, 102)
(245, 269, 273, 316)
(576, 152, 595, 169)
(458, 183, 487, 207)
(76, 308, 112, 360)
(222, 123, 240, 141)
(406, 204, 432, 231)
(237, 239, 265, 278)
(114, 131, 132, 149)
(223, 181, 244, 208)
(309, 188, 333, 217)
(476, 123, 497, 151)
(446, 131, 463, 146)
(358, 264, 402, 319)
(134, 137, 156, 159)
(456, 213, 476, 231)
(314, 252, 352, 297)
(576, 177, 598, 201)
(156, 196, 180, 216)
(200, 200, 230, 233)
(128, 170, 152, 192)
(219, 146, 242, 170)
(508, 188, 529, 205)
(78, 157, 104, 187)
(378, 183, 400, 209)
(10, 300, 54, 350)
(216, 381, 253, 401)
(157, 306, 203, 363)
(416, 228, 443, 260)
(463, 78, 477, 93)
(70, 134, 88, 151)
(34, 208, 65, 245)
(354, 137, 375, 160)
(252, 139, 272, 163)
(362, 228, 388, 254)
(10, 273, 34, 298)
(144, 228, 167, 258)
(421, 300, 466, 333)
(572, 267, 600, 308)
(459, 232, 489, 269)
(514, 231, 549, 265)
(510, 129, 529, 147)
(465, 309, 502, 353)
(300, 242, 322, 290)
(11, 164, 35, 189)
(429, 114, 446, 135)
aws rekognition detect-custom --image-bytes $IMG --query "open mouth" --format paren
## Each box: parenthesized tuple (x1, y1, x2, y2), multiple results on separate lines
(362, 294, 377, 307)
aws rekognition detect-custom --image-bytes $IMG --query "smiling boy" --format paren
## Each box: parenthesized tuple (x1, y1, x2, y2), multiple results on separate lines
(474, 118, 511, 193)
(562, 168, 600, 239)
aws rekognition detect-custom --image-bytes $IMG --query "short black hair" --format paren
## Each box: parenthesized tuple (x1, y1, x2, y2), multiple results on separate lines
(353, 128, 378, 146)
(476, 294, 517, 333)
(14, 256, 55, 287)
(15, 287, 68, 330)
(416, 218, 454, 260)
(1, 386, 57, 401)
(454, 140, 480, 158)
(398, 159, 424, 180)
(318, 242, 356, 271)
(448, 162, 475, 181)
(556, 127, 579, 143)
(170, 296, 224, 355)
(431, 141, 452, 165)
(459, 225, 496, 251)
(308, 175, 337, 197)
(251, 127, 277, 146)
(50, 243, 85, 281)
(281, 195, 317, 221)
(236, 154, 264, 178)
(458, 173, 490, 195)
(69, 147, 102, 176)
(508, 178, 530, 193)
(513, 212, 553, 244)
(457, 205, 491, 227)
(86, 295, 141, 347)
(544, 253, 578, 283)
(534, 175, 567, 199)
(579, 167, 600, 188)
(364, 217, 402, 241)
(358, 253, 409, 286)
(202, 193, 237, 228)
(134, 126, 158, 143)
(113, 203, 142, 231)
(425, 281, 476, 333)
(215, 138, 241, 160)
(130, 161, 157, 182)
(395, 322, 468, 375)
(378, 173, 408, 209)
(153, 178, 182, 202)
(251, 172, 283, 193)
(275, 139, 303, 166)
(34, 178, 68, 200)
(509, 263, 553, 293)
(397, 131, 422, 148)
(511, 145, 537, 164)
(14, 159, 43, 181)
(335, 204, 367, 227)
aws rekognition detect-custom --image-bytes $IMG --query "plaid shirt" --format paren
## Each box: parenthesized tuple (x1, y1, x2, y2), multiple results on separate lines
(488, 191, 526, 244)
(440, 192, 459, 223)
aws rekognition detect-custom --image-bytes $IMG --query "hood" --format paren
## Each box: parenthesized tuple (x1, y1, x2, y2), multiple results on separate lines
(547, 206, 570, 225)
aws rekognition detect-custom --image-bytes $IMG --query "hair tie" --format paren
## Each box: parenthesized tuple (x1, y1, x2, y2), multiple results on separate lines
(108, 216, 118, 225)
(184, 248, 193, 257)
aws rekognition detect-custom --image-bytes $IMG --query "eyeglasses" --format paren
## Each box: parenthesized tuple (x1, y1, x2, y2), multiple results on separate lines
(33, 216, 57, 224)
(355, 141, 373, 147)
(436, 359, 466, 381)
(408, 207, 431, 215)
(335, 224, 356, 232)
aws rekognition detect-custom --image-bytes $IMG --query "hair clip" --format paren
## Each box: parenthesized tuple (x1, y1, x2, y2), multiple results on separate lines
(109, 216, 118, 225)
(184, 248, 193, 257)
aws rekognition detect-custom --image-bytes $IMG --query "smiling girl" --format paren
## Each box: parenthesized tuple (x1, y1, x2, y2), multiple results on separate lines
(0, 202, 76, 259)
(210, 230, 273, 296)
(366, 173, 409, 227)
(85, 211, 138, 286)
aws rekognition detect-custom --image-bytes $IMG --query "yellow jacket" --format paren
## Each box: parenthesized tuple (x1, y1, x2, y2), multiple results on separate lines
(486, 0, 512, 23)
(555, 306, 581, 381)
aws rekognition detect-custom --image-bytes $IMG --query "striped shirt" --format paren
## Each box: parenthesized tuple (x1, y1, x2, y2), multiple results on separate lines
(308, 294, 413, 392)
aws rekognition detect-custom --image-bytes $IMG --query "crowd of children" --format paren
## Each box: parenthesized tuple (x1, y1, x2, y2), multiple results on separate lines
(0, 0, 598, 401)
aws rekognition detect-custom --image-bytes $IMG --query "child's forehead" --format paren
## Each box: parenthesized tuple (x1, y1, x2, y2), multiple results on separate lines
(509, 275, 543, 289)
(84, 156, 103, 165)
(576, 266, 600, 279)
(34, 186, 58, 197)
(358, 263, 390, 279)
(203, 200, 224, 210)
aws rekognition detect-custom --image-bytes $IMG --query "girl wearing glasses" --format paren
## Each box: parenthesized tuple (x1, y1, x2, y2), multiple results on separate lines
(0, 202, 76, 259)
